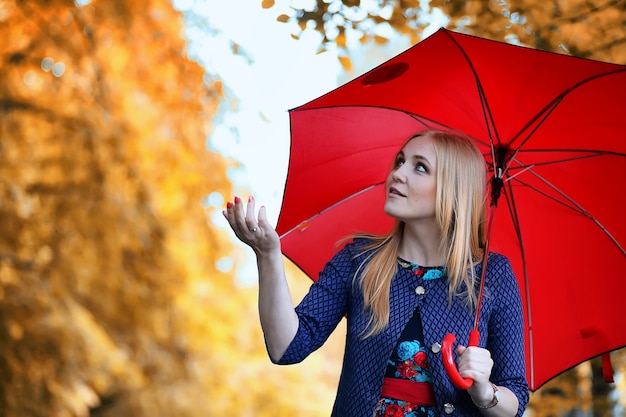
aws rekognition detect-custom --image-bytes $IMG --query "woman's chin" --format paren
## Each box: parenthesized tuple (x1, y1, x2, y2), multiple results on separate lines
(383, 204, 397, 218)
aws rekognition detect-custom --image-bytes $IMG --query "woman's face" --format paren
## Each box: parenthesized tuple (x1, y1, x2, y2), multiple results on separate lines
(383, 134, 437, 224)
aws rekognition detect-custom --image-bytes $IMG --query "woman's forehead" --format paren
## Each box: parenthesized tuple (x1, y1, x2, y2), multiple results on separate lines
(402, 134, 436, 153)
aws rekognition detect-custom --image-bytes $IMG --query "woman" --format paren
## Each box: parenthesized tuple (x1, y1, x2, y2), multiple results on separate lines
(223, 130, 529, 416)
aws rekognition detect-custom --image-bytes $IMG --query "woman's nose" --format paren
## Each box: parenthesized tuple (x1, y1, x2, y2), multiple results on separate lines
(391, 167, 406, 182)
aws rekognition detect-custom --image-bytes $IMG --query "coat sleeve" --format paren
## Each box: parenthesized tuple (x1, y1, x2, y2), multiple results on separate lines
(272, 242, 356, 365)
(486, 254, 529, 416)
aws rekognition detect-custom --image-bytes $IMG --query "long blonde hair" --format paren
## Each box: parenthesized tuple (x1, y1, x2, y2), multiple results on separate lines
(357, 130, 486, 337)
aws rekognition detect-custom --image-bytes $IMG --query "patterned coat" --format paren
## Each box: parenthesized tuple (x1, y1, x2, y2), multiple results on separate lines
(275, 238, 529, 416)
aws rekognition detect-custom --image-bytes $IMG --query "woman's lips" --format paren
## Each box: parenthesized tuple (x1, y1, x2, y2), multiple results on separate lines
(388, 186, 405, 197)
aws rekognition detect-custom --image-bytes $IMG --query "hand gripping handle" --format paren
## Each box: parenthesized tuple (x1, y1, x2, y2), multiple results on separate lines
(442, 330, 480, 390)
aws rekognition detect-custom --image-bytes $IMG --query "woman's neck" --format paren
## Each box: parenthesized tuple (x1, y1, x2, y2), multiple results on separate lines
(398, 221, 445, 266)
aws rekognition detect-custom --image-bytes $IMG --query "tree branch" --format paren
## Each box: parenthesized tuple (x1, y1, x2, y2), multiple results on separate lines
(560, 0, 623, 23)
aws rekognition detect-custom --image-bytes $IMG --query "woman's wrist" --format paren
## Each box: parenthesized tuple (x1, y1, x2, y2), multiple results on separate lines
(471, 382, 500, 409)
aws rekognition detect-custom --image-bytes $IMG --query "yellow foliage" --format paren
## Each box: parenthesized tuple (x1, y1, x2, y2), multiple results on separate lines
(1, 1, 346, 415)
(261, 0, 275, 9)
(269, 0, 626, 65)
(0, 0, 243, 415)
(338, 55, 353, 72)
(373, 35, 389, 44)
(336, 31, 347, 48)
(277, 13, 290, 23)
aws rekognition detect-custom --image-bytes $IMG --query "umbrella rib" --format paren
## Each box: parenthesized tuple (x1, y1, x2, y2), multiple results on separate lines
(506, 151, 623, 171)
(508, 68, 626, 153)
(405, 112, 493, 149)
(502, 152, 626, 389)
(509, 171, 626, 256)
(519, 149, 625, 157)
(507, 98, 560, 161)
(501, 179, 535, 389)
(443, 30, 501, 151)
(278, 183, 383, 239)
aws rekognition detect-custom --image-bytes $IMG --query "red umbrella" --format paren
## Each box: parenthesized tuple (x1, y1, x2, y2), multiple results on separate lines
(275, 28, 626, 391)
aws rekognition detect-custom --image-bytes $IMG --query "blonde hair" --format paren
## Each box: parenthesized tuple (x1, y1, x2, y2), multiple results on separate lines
(357, 130, 486, 337)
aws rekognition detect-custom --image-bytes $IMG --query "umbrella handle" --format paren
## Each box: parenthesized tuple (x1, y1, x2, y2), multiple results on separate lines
(442, 330, 480, 390)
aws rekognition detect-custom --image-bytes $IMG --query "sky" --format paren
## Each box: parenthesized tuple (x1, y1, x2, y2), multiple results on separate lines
(171, 0, 347, 281)
(171, 0, 445, 282)
(174, 0, 343, 214)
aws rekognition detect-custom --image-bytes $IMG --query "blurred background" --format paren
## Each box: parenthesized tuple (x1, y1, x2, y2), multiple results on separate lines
(0, 0, 624, 416)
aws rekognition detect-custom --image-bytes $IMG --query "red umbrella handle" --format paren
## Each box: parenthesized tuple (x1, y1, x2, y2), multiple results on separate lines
(442, 329, 480, 390)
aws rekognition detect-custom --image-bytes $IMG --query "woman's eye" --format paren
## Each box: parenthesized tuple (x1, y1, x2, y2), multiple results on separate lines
(415, 163, 427, 173)
(395, 157, 405, 167)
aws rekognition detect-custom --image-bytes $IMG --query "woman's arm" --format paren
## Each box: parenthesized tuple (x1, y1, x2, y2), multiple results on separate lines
(468, 254, 529, 416)
(456, 345, 519, 416)
(223, 196, 299, 361)
(255, 245, 299, 361)
(454, 254, 528, 417)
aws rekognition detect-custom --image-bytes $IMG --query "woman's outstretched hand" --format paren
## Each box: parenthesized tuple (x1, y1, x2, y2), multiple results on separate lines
(222, 196, 281, 255)
(222, 196, 298, 361)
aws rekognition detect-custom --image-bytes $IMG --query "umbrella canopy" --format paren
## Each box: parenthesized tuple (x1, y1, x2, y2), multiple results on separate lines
(275, 28, 626, 391)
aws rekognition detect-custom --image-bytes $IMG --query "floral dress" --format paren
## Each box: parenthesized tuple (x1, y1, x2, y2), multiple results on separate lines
(373, 259, 445, 417)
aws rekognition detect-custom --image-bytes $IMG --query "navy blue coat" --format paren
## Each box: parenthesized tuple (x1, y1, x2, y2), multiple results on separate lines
(275, 238, 529, 416)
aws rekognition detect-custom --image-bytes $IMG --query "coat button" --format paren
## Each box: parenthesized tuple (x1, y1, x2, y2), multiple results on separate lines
(431, 342, 442, 354)
(415, 285, 426, 296)
(443, 403, 455, 414)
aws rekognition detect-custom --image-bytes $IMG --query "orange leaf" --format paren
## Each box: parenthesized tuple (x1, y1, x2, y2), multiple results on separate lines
(338, 55, 352, 72)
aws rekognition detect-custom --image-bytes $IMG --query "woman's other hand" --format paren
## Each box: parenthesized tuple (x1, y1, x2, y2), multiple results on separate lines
(456, 345, 495, 405)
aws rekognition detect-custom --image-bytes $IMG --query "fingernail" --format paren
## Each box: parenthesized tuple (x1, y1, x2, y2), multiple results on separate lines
(234, 196, 241, 204)
(248, 196, 254, 202)
(227, 202, 233, 209)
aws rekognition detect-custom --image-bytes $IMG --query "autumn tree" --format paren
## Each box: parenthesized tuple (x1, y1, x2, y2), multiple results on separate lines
(265, 0, 626, 69)
(0, 0, 236, 416)
(0, 0, 231, 415)
(0, 0, 353, 415)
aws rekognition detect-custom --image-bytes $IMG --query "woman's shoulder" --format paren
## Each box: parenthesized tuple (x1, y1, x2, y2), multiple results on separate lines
(473, 251, 511, 273)
(351, 236, 376, 248)
(484, 252, 520, 289)
(336, 236, 376, 252)
(486, 251, 511, 267)
(329, 236, 378, 263)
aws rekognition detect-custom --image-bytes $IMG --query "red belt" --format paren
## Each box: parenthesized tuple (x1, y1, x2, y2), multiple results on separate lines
(380, 377, 436, 406)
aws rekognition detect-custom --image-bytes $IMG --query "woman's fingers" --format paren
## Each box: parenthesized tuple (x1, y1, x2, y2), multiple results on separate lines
(457, 345, 498, 405)
(257, 204, 269, 230)
(221, 200, 235, 228)
(223, 196, 252, 236)
(230, 196, 254, 235)
(222, 196, 280, 252)
(245, 196, 259, 232)
(456, 345, 493, 383)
